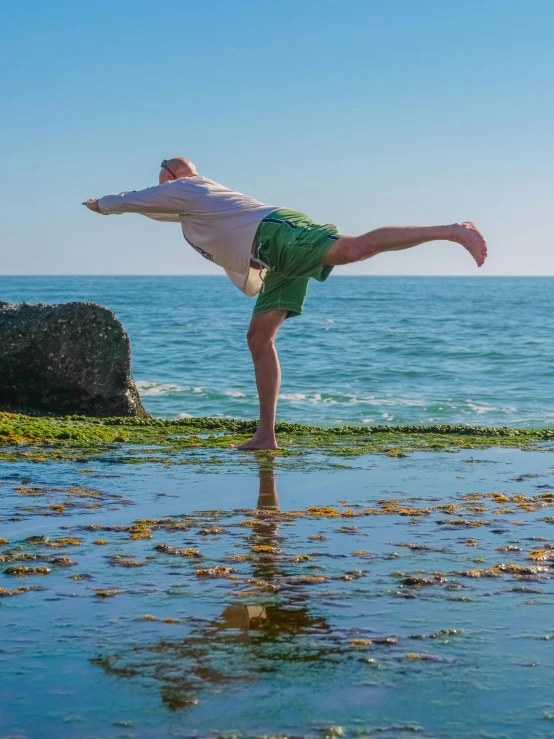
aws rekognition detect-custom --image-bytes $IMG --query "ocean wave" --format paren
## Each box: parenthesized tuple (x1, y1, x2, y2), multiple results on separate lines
(466, 400, 517, 415)
(136, 381, 188, 396)
(277, 391, 426, 408)
(136, 381, 207, 397)
(137, 381, 523, 425)
(358, 397, 426, 408)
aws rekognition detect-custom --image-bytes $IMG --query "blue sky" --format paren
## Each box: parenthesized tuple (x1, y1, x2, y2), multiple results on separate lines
(1, 0, 553, 275)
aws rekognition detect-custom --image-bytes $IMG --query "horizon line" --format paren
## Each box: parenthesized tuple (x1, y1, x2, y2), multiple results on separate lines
(1, 274, 553, 279)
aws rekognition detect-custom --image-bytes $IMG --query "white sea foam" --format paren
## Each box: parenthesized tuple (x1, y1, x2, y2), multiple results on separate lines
(276, 391, 427, 408)
(138, 378, 518, 426)
(466, 400, 517, 415)
(178, 412, 193, 418)
(356, 397, 426, 408)
(136, 381, 210, 398)
(136, 381, 187, 396)
(466, 401, 497, 414)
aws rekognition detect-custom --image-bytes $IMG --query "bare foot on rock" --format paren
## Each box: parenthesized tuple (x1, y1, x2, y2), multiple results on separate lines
(234, 435, 278, 451)
(451, 222, 488, 267)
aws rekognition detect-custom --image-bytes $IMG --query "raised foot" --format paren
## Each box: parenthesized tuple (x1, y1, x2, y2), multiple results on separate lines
(451, 222, 488, 267)
(234, 435, 278, 451)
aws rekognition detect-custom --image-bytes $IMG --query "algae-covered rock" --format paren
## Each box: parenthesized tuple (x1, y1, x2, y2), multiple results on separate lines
(0, 301, 145, 417)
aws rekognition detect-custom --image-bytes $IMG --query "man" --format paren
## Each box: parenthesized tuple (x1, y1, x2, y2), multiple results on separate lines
(84, 156, 487, 450)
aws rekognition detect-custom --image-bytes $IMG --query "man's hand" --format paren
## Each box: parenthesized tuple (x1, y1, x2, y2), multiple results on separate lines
(82, 198, 105, 214)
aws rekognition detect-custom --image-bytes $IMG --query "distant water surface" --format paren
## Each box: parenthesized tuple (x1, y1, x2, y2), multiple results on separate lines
(1, 276, 552, 427)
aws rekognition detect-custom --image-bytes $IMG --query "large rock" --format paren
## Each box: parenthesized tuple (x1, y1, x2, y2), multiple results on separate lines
(0, 301, 146, 418)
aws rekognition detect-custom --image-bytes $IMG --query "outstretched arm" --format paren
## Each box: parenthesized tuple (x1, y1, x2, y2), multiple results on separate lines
(83, 198, 180, 222)
(83, 181, 191, 218)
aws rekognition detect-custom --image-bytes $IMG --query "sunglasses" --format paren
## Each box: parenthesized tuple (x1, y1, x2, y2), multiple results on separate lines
(160, 160, 178, 179)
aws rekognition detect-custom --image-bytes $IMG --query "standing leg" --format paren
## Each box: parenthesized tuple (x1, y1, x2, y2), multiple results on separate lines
(324, 222, 487, 267)
(237, 310, 287, 450)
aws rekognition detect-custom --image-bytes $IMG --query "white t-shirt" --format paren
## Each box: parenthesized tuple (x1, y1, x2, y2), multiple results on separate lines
(98, 177, 278, 296)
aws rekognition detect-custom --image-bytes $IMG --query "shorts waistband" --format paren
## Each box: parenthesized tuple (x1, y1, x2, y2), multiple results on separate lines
(261, 208, 314, 228)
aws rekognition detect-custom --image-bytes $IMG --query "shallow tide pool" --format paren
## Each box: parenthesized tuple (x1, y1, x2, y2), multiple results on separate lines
(3, 447, 554, 738)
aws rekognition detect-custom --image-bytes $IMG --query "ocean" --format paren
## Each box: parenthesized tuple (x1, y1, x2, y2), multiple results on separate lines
(3, 275, 554, 738)
(2, 275, 552, 427)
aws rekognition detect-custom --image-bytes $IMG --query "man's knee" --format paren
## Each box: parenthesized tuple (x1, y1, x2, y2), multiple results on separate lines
(324, 236, 361, 266)
(247, 326, 274, 356)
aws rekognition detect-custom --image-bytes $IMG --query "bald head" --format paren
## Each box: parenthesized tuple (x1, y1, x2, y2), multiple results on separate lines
(159, 156, 197, 184)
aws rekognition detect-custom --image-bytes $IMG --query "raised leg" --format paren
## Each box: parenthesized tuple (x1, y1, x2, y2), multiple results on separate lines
(324, 222, 487, 267)
(237, 310, 287, 450)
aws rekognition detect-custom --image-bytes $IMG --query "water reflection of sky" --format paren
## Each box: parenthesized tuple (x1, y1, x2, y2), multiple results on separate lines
(2, 448, 554, 737)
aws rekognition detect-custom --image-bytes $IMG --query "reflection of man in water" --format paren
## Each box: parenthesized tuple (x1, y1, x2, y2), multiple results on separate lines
(212, 457, 332, 648)
(218, 455, 320, 634)
(94, 456, 331, 709)
(217, 457, 279, 631)
(257, 456, 280, 510)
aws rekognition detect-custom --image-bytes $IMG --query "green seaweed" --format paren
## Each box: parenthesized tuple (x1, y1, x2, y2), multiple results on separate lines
(0, 411, 553, 466)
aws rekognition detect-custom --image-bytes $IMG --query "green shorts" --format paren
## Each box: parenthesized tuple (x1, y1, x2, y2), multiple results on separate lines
(252, 208, 340, 319)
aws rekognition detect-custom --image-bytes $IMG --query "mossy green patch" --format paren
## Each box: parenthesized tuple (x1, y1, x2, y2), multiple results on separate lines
(0, 412, 553, 464)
